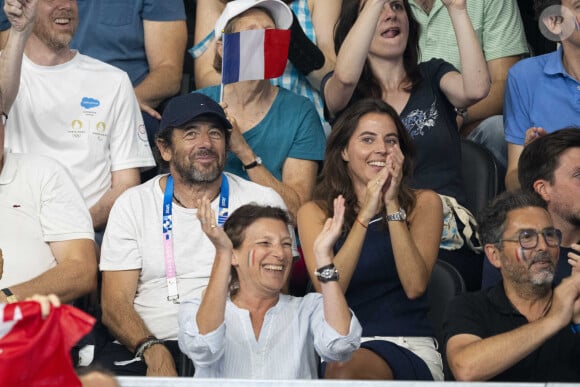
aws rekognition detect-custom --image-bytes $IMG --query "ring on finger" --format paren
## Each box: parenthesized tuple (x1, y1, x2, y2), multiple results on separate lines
(210, 224, 217, 229)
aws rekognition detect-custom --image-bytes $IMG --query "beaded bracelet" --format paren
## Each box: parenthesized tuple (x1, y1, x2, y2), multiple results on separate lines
(134, 336, 164, 359)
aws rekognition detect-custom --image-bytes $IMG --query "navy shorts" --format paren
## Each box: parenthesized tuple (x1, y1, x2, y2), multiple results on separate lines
(321, 340, 434, 380)
(362, 340, 433, 380)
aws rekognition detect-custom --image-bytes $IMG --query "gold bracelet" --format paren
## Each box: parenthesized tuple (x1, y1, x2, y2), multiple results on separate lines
(355, 217, 368, 229)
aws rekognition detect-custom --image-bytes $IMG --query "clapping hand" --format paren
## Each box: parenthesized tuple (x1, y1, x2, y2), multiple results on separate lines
(549, 273, 580, 328)
(359, 143, 405, 222)
(313, 195, 345, 267)
(569, 243, 580, 275)
(381, 143, 404, 205)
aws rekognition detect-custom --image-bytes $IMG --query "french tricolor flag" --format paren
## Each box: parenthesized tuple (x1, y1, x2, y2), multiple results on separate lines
(222, 29, 291, 85)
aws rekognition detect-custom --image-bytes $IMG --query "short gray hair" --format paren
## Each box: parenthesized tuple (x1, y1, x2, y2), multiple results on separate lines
(477, 190, 547, 247)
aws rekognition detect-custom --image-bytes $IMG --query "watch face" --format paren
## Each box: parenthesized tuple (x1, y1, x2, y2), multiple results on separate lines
(316, 266, 339, 282)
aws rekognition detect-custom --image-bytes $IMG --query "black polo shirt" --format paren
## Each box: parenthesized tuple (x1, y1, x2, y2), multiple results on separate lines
(443, 282, 580, 382)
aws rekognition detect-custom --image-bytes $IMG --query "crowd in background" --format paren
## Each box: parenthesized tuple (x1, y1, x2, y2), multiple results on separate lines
(0, 0, 579, 384)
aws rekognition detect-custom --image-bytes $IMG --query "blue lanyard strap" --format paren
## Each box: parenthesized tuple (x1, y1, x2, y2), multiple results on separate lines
(161, 174, 229, 302)
(217, 175, 229, 226)
(162, 175, 178, 302)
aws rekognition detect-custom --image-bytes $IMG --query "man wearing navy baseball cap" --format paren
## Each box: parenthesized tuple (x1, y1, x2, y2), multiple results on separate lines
(159, 93, 233, 136)
(98, 93, 289, 377)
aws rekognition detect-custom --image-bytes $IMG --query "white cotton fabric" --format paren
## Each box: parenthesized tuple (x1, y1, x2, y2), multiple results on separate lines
(99, 173, 289, 340)
(5, 52, 155, 208)
(179, 293, 362, 379)
(0, 152, 94, 288)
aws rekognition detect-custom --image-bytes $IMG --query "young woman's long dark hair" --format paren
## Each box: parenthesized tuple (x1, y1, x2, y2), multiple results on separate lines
(334, 0, 422, 103)
(313, 98, 416, 234)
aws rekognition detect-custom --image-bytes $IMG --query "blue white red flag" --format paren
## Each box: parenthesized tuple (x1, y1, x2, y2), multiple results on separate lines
(222, 28, 291, 85)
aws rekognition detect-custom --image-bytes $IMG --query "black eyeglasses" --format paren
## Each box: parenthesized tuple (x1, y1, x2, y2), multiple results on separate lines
(498, 228, 562, 249)
(1, 112, 7, 126)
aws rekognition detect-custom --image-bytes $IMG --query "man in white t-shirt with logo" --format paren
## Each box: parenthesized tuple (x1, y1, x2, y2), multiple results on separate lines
(0, 85, 96, 306)
(98, 93, 290, 377)
(1, 0, 155, 232)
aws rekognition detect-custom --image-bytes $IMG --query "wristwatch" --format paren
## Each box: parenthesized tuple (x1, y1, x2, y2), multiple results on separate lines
(243, 156, 262, 170)
(1, 288, 18, 303)
(315, 263, 339, 283)
(386, 207, 407, 222)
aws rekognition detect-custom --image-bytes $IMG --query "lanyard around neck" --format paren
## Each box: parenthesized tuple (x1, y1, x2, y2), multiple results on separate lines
(162, 174, 230, 303)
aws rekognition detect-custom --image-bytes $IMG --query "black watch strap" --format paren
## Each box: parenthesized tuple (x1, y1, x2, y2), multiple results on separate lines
(315, 263, 339, 283)
(244, 160, 259, 170)
(2, 288, 18, 303)
(243, 156, 262, 170)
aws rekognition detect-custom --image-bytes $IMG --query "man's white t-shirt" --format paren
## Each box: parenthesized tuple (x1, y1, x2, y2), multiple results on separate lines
(100, 173, 290, 340)
(5, 52, 156, 208)
(0, 152, 94, 288)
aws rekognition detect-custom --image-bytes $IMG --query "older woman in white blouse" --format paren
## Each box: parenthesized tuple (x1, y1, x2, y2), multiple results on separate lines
(178, 197, 361, 378)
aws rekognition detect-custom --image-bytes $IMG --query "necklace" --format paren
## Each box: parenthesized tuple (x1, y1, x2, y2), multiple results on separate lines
(539, 293, 553, 320)
(172, 194, 186, 208)
(172, 190, 221, 208)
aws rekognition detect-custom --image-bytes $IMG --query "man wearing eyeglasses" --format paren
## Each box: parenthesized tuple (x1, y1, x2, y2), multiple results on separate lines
(482, 128, 580, 288)
(443, 190, 580, 382)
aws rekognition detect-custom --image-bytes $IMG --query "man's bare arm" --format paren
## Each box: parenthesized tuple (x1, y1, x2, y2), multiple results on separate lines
(448, 276, 580, 380)
(135, 19, 187, 119)
(0, 239, 97, 303)
(447, 321, 556, 381)
(505, 142, 524, 191)
(90, 168, 141, 231)
(101, 269, 177, 376)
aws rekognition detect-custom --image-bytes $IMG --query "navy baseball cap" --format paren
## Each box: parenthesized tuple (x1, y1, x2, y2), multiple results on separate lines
(159, 93, 232, 133)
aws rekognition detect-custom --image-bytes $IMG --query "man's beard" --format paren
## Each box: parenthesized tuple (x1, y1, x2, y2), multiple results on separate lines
(33, 13, 77, 51)
(565, 212, 580, 227)
(501, 250, 555, 287)
(527, 250, 556, 286)
(173, 149, 223, 185)
(550, 197, 580, 227)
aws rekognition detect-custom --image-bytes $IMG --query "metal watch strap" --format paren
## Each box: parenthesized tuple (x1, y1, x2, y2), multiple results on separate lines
(386, 207, 406, 222)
